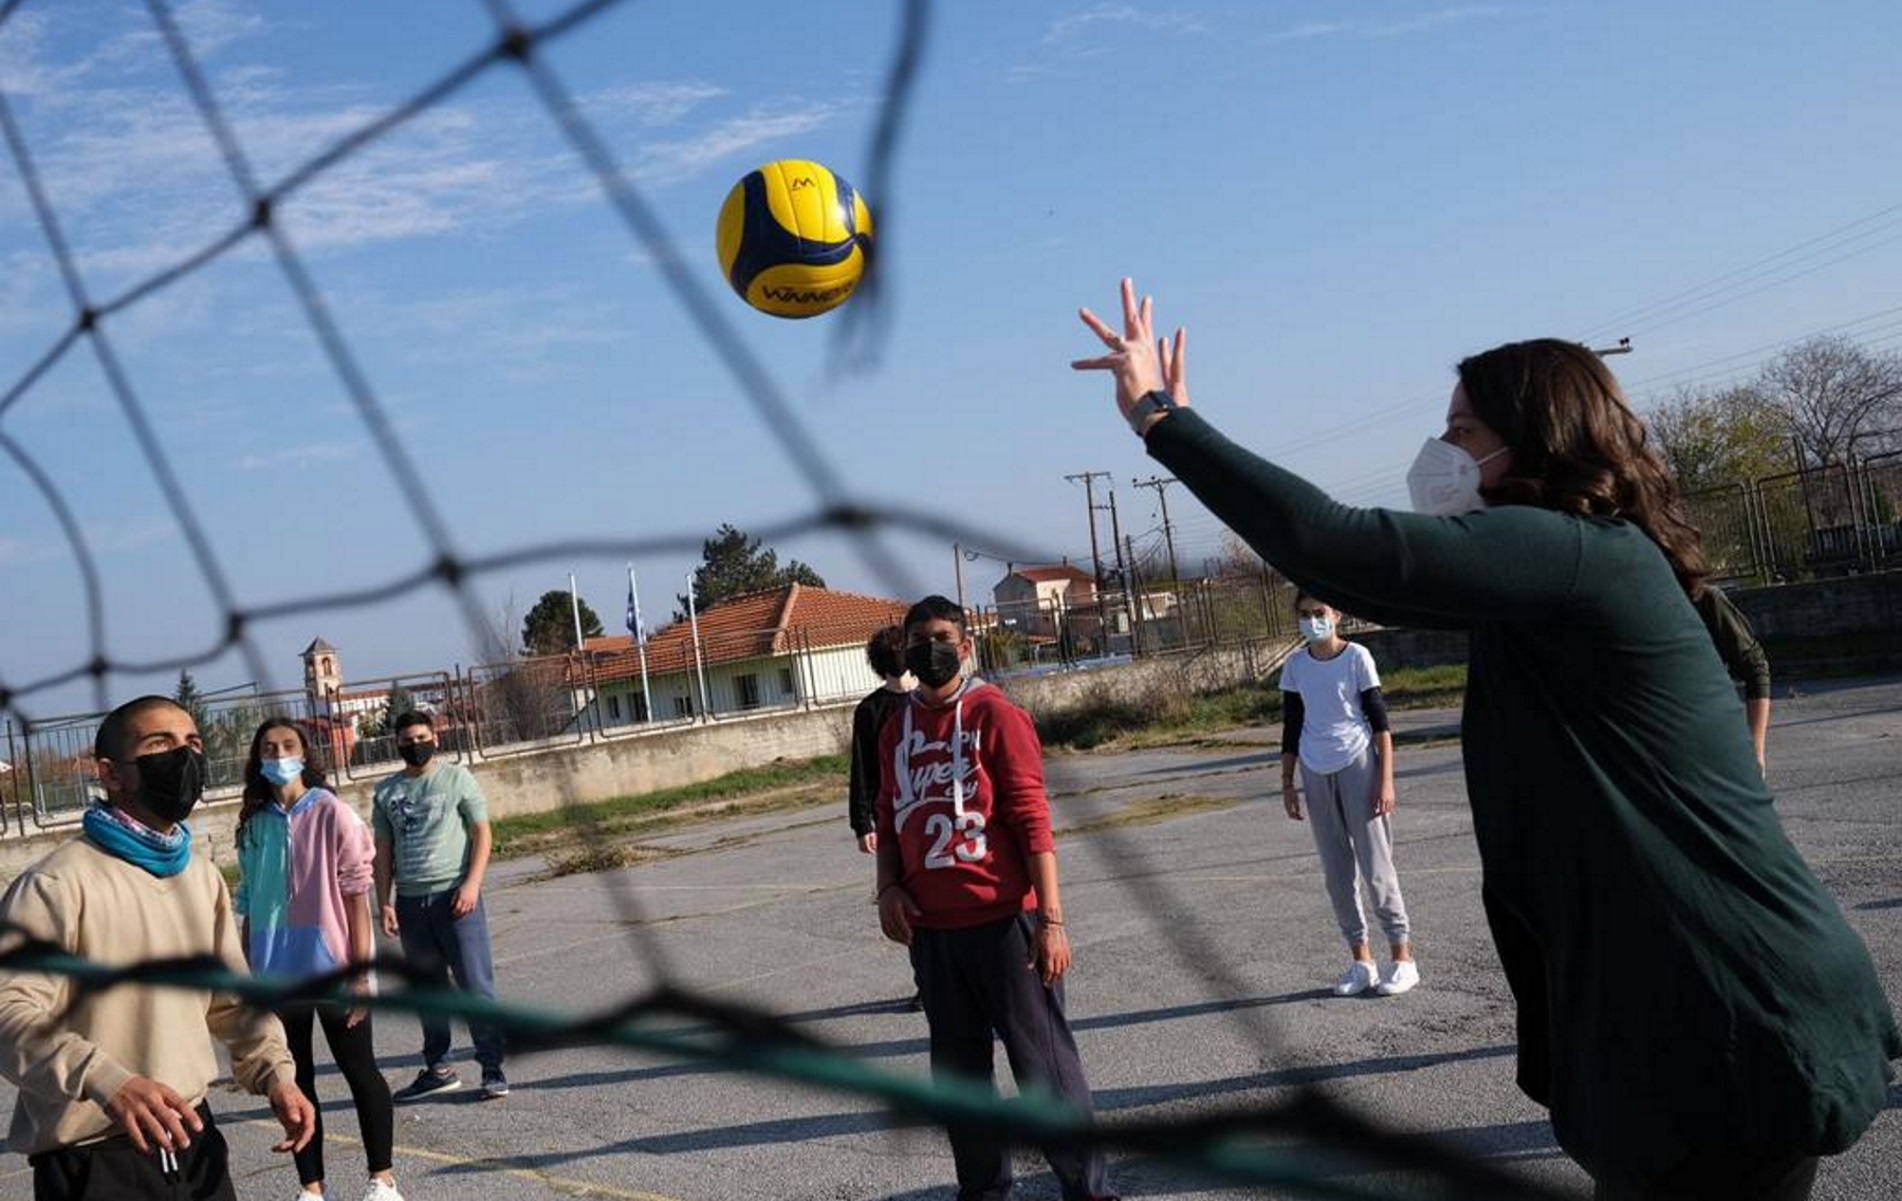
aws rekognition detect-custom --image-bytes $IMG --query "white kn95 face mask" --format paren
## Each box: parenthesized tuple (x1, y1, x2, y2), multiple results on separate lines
(1406, 437, 1507, 516)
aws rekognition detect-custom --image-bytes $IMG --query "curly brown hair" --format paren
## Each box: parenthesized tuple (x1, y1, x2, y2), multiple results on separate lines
(236, 718, 330, 849)
(1459, 338, 1709, 596)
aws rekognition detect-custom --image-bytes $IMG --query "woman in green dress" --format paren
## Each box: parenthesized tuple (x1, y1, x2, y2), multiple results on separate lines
(1072, 279, 1897, 1201)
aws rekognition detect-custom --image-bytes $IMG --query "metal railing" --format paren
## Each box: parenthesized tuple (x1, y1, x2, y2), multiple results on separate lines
(1684, 451, 1902, 583)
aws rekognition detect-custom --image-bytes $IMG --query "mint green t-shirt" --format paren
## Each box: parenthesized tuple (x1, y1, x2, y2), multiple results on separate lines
(372, 762, 488, 896)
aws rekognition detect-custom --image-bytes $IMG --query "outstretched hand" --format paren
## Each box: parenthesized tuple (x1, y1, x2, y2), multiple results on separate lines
(1073, 278, 1189, 433)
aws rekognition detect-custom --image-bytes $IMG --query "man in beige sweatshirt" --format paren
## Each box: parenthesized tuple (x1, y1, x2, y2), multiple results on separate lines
(0, 696, 316, 1200)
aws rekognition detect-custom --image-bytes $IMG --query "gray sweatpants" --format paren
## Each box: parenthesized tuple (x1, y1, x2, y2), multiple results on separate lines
(1299, 744, 1411, 948)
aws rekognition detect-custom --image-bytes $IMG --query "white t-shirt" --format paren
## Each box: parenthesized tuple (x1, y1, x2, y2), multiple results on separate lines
(1279, 641, 1380, 774)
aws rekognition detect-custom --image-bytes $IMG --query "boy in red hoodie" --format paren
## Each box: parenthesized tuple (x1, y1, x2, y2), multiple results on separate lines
(875, 596, 1114, 1201)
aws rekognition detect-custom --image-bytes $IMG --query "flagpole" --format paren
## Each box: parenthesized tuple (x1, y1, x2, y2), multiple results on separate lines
(627, 564, 654, 726)
(686, 572, 710, 721)
(568, 572, 586, 650)
(569, 571, 592, 732)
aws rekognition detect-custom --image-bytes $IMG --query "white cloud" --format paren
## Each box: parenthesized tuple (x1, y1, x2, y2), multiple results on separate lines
(1264, 21, 1347, 45)
(1265, 6, 1505, 44)
(634, 103, 840, 185)
(1044, 5, 1207, 44)
(237, 440, 359, 472)
(585, 81, 727, 128)
(173, 0, 267, 59)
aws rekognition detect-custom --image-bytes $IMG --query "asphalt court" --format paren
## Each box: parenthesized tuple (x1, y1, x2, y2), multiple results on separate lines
(2, 677, 1898, 1200)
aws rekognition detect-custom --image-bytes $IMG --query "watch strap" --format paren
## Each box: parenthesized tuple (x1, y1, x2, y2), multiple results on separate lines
(1127, 390, 1179, 434)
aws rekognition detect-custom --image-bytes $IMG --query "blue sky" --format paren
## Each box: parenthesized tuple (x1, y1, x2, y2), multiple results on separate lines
(1, 0, 1899, 718)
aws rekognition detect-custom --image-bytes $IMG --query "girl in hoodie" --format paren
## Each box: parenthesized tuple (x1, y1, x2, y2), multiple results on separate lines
(235, 719, 401, 1201)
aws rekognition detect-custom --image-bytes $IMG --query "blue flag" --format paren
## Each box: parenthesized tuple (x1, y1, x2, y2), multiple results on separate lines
(625, 569, 647, 646)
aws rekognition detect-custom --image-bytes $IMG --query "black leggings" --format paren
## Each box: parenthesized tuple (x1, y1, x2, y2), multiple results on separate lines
(277, 1004, 395, 1187)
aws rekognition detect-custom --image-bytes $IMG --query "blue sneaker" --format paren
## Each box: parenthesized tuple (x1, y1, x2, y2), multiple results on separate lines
(392, 1066, 461, 1102)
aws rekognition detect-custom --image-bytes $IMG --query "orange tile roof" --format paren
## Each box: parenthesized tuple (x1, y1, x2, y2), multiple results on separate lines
(577, 584, 911, 685)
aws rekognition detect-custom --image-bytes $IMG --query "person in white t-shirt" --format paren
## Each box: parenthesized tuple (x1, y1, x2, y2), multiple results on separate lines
(1278, 594, 1418, 997)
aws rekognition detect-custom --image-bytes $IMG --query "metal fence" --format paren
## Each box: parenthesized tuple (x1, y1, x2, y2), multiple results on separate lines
(1685, 451, 1902, 584)
(972, 573, 1301, 675)
(0, 620, 904, 836)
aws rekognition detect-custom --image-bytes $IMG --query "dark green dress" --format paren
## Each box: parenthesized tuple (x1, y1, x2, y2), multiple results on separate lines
(1148, 409, 1898, 1178)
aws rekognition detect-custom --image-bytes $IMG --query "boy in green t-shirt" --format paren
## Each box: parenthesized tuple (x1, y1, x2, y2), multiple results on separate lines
(371, 712, 506, 1101)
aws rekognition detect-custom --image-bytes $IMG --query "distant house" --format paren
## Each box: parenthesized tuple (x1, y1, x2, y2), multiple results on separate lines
(575, 583, 910, 724)
(992, 563, 1099, 639)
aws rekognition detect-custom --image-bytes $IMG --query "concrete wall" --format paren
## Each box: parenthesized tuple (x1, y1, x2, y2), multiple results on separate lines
(992, 636, 1298, 718)
(1725, 570, 1902, 639)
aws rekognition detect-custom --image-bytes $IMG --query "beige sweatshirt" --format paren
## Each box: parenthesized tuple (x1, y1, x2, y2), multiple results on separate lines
(0, 836, 295, 1155)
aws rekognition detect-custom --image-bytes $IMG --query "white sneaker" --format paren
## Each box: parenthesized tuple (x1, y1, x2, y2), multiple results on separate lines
(1375, 960, 1421, 996)
(360, 1181, 404, 1201)
(1332, 960, 1379, 996)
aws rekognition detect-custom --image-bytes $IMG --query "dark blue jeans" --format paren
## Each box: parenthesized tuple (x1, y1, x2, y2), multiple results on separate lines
(395, 888, 504, 1074)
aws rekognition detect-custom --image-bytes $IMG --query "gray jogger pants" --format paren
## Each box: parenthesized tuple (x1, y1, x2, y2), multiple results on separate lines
(1299, 744, 1411, 948)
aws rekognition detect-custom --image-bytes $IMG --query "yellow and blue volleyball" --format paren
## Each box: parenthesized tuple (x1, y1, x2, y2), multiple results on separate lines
(715, 159, 873, 319)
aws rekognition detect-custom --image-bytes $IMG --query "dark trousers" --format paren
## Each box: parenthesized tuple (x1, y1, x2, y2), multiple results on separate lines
(30, 1104, 233, 1201)
(395, 888, 504, 1072)
(279, 1003, 396, 1186)
(910, 914, 1112, 1201)
(1592, 1153, 1819, 1201)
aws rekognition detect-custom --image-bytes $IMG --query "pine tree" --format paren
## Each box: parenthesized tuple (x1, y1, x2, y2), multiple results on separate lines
(675, 523, 827, 620)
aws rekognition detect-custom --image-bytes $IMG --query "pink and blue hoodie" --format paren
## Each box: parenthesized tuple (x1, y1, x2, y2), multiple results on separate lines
(233, 788, 374, 981)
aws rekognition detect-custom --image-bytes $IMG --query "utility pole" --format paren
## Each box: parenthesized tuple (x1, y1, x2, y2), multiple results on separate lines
(1132, 475, 1181, 584)
(1066, 470, 1115, 657)
(1063, 471, 1111, 590)
(1107, 484, 1135, 648)
(952, 542, 967, 611)
(1124, 533, 1144, 656)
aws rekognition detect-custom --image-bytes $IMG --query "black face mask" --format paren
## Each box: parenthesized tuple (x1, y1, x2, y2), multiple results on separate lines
(399, 742, 437, 768)
(905, 639, 964, 689)
(130, 745, 207, 825)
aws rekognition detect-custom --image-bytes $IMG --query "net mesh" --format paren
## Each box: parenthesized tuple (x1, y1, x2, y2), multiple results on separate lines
(0, 3, 1571, 1197)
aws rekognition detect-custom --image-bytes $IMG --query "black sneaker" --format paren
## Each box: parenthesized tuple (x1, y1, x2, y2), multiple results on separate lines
(479, 1072, 510, 1100)
(392, 1067, 461, 1102)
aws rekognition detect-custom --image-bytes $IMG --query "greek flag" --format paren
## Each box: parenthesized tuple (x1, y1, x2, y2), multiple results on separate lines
(626, 567, 647, 646)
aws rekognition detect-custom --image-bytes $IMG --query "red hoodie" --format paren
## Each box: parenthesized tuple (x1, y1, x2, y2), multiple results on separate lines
(874, 680, 1055, 929)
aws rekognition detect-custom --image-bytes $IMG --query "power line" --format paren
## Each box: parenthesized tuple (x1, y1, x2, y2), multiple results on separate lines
(1577, 199, 1902, 341)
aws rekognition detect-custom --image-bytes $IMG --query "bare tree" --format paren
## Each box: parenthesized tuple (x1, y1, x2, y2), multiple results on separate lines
(1754, 336, 1902, 467)
(1647, 384, 1792, 492)
(1203, 529, 1271, 580)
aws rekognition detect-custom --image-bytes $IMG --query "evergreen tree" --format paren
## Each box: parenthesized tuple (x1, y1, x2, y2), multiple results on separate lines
(520, 590, 604, 656)
(172, 669, 211, 735)
(383, 684, 417, 733)
(675, 523, 827, 620)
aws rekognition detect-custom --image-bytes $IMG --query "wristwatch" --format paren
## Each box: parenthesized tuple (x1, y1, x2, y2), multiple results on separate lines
(1126, 389, 1179, 435)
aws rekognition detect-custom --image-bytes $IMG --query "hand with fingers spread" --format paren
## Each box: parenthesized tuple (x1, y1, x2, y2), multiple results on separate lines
(105, 1075, 203, 1155)
(1072, 277, 1190, 434)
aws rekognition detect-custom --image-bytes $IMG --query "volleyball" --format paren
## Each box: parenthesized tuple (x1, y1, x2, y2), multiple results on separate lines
(715, 159, 874, 318)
